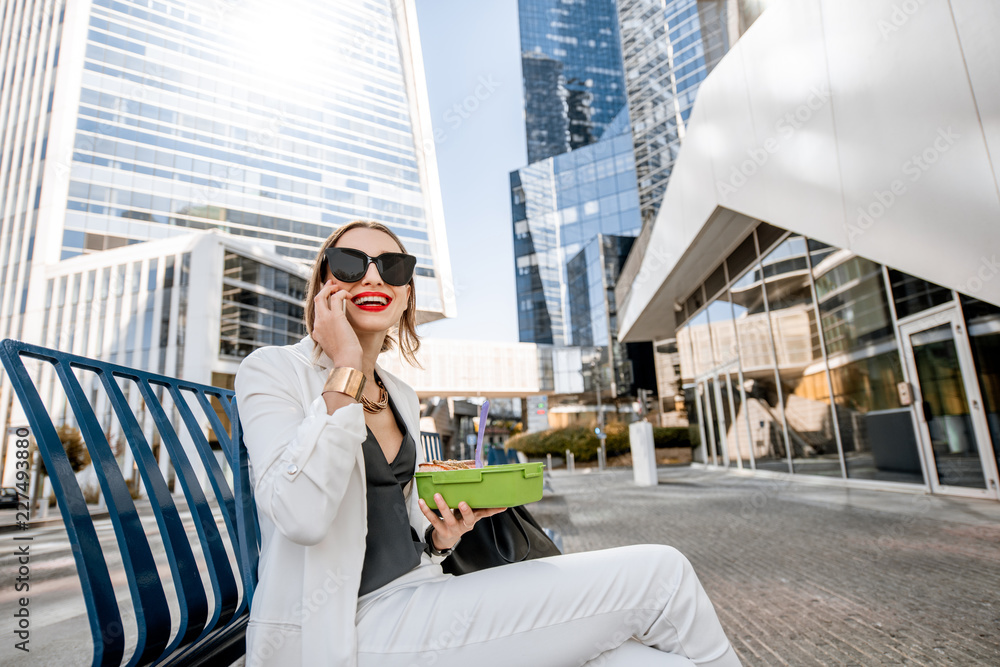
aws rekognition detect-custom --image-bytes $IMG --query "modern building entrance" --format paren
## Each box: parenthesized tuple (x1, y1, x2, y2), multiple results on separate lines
(899, 305, 1000, 500)
(672, 224, 1000, 502)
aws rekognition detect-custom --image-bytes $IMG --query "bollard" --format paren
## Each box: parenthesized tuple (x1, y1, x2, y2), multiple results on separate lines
(546, 453, 553, 473)
(566, 449, 575, 474)
(40, 477, 52, 520)
(629, 421, 657, 486)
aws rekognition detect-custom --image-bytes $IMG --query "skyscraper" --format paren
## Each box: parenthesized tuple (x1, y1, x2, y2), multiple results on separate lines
(513, 0, 655, 414)
(616, 0, 731, 225)
(518, 0, 628, 163)
(1, 0, 454, 339)
(512, 111, 641, 346)
(0, 0, 455, 469)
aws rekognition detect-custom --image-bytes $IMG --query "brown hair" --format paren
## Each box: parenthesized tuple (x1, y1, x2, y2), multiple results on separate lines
(304, 220, 421, 367)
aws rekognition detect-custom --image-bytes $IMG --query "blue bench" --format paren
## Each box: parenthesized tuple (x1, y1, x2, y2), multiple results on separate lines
(419, 431, 443, 461)
(0, 338, 445, 666)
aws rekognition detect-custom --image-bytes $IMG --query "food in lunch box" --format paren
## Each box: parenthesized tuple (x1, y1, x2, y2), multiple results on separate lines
(418, 459, 477, 472)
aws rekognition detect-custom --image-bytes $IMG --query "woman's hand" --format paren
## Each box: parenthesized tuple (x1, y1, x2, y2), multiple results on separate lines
(312, 279, 363, 369)
(418, 494, 506, 551)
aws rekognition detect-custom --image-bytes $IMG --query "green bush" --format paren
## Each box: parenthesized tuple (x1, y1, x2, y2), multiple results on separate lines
(508, 423, 691, 462)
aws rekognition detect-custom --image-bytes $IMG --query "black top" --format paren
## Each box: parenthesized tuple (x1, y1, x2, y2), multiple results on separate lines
(358, 378, 425, 597)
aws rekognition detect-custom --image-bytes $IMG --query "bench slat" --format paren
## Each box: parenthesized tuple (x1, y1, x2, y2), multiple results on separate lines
(100, 369, 209, 656)
(140, 379, 241, 635)
(0, 341, 126, 667)
(57, 361, 174, 666)
(229, 402, 260, 612)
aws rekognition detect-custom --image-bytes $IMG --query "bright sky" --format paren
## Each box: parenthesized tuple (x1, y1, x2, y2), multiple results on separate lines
(414, 1, 526, 343)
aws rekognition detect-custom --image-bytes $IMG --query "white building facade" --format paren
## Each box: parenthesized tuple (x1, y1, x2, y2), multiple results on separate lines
(617, 0, 1000, 500)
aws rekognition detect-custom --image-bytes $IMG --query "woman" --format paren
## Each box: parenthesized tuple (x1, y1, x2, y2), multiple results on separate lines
(235, 220, 741, 667)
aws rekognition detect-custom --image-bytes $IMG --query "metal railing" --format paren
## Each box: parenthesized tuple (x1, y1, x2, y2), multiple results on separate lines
(0, 339, 258, 667)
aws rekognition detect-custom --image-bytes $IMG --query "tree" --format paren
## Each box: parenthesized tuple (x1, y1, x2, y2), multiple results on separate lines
(33, 425, 92, 477)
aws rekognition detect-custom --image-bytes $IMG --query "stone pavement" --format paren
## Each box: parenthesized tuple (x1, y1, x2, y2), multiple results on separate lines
(529, 466, 1000, 666)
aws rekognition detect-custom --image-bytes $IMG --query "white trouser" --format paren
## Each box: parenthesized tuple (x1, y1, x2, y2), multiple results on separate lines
(355, 544, 742, 667)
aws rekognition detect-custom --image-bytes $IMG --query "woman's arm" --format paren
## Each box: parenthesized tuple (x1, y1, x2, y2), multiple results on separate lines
(235, 348, 366, 546)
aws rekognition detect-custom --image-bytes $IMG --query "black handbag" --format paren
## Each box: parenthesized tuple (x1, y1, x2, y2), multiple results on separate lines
(441, 505, 562, 575)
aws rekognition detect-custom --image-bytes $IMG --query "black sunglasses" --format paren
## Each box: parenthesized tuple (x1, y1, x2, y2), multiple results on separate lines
(324, 247, 417, 286)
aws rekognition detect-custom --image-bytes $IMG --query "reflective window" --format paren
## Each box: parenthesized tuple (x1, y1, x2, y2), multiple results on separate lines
(764, 235, 840, 476)
(730, 265, 788, 471)
(909, 324, 985, 488)
(220, 252, 307, 357)
(707, 293, 752, 468)
(960, 296, 1000, 478)
(889, 269, 953, 319)
(816, 256, 923, 484)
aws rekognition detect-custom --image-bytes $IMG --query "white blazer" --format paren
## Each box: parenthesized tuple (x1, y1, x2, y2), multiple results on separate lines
(234, 335, 448, 666)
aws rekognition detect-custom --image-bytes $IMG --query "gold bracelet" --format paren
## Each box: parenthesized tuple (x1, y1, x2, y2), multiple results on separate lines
(322, 367, 366, 402)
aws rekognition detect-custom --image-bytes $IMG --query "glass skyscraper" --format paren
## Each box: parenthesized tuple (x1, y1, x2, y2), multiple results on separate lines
(512, 112, 641, 346)
(616, 0, 731, 225)
(513, 0, 651, 412)
(567, 232, 653, 396)
(0, 0, 455, 468)
(518, 0, 629, 163)
(1, 0, 453, 340)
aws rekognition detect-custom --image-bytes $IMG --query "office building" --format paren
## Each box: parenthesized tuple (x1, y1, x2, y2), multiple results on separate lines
(567, 233, 653, 398)
(616, 0, 731, 225)
(518, 0, 629, 163)
(613, 0, 771, 417)
(512, 111, 641, 346)
(617, 0, 1000, 500)
(513, 0, 655, 424)
(0, 0, 455, 479)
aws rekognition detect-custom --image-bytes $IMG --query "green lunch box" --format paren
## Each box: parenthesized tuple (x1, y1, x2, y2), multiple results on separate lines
(415, 462, 545, 509)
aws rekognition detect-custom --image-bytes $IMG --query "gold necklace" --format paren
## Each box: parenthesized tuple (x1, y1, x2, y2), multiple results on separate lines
(361, 378, 388, 414)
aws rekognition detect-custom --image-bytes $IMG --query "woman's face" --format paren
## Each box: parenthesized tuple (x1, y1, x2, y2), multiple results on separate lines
(326, 227, 412, 334)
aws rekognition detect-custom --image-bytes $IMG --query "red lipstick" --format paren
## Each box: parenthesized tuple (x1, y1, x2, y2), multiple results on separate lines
(351, 291, 392, 312)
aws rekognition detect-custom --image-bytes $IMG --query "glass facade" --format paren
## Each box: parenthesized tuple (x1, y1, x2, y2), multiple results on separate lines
(617, 0, 731, 224)
(0, 0, 65, 344)
(62, 0, 447, 314)
(518, 0, 628, 163)
(677, 222, 1000, 494)
(512, 117, 641, 345)
(567, 233, 638, 395)
(220, 251, 308, 358)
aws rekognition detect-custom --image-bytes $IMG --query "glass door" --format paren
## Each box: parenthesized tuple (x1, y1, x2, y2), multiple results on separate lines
(900, 308, 999, 499)
(696, 366, 745, 468)
(715, 374, 733, 466)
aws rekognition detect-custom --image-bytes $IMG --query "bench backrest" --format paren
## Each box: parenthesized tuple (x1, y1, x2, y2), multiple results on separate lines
(419, 430, 443, 461)
(0, 339, 257, 667)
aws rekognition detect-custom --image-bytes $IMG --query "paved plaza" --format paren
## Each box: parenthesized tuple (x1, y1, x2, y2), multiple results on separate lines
(530, 466, 1000, 666)
(4, 465, 999, 666)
